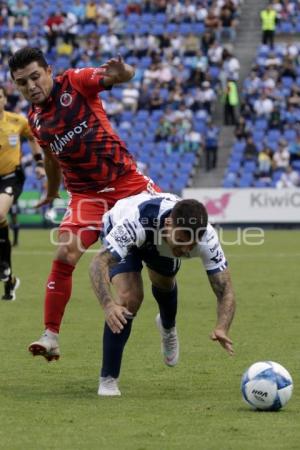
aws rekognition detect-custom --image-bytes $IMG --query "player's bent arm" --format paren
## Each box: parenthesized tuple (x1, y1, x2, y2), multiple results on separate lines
(101, 55, 135, 87)
(43, 148, 62, 197)
(89, 247, 117, 309)
(27, 137, 45, 178)
(208, 268, 236, 355)
(89, 248, 132, 333)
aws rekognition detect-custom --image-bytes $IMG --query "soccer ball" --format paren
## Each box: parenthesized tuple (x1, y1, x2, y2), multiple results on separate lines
(241, 361, 293, 411)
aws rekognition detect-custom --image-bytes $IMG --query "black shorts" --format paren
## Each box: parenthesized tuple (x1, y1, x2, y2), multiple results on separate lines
(0, 167, 25, 202)
(109, 246, 181, 280)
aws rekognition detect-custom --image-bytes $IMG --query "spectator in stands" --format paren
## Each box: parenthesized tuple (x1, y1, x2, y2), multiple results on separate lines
(184, 128, 202, 153)
(166, 0, 184, 23)
(288, 134, 300, 163)
(276, 166, 300, 188)
(103, 94, 124, 121)
(61, 12, 78, 47)
(96, 1, 115, 24)
(125, 2, 142, 16)
(201, 30, 216, 56)
(258, 147, 273, 177)
(222, 50, 240, 82)
(244, 135, 258, 161)
(288, 86, 300, 107)
(223, 78, 239, 126)
(0, 2, 8, 26)
(44, 12, 64, 52)
(122, 82, 139, 112)
(155, 116, 172, 142)
(149, 88, 165, 111)
(273, 140, 290, 170)
(197, 81, 216, 115)
(183, 33, 200, 56)
(8, 0, 29, 30)
(279, 58, 297, 81)
(219, 5, 237, 41)
(99, 30, 120, 57)
(9, 31, 28, 54)
(166, 126, 184, 154)
(69, 0, 86, 25)
(234, 116, 249, 141)
(260, 4, 277, 49)
(253, 92, 274, 118)
(205, 9, 221, 36)
(205, 120, 219, 171)
(84, 0, 98, 25)
(269, 106, 282, 130)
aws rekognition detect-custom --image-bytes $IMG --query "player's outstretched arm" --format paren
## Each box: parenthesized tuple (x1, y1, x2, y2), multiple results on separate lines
(89, 248, 133, 333)
(27, 137, 46, 179)
(100, 54, 135, 87)
(35, 149, 61, 208)
(208, 268, 236, 355)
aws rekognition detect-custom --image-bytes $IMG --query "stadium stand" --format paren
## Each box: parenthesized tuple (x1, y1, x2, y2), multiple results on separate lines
(0, 0, 243, 195)
(224, 28, 300, 189)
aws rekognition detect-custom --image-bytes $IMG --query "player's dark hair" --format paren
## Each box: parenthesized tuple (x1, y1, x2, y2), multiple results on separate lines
(171, 199, 208, 239)
(0, 85, 7, 97)
(8, 47, 49, 79)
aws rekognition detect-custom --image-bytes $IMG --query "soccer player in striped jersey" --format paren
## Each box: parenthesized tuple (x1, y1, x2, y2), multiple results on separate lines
(89, 192, 236, 396)
(9, 47, 160, 361)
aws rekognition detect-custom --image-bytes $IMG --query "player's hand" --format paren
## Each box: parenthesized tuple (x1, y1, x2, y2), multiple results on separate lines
(100, 54, 131, 84)
(210, 328, 234, 356)
(35, 166, 46, 179)
(35, 194, 60, 208)
(104, 303, 133, 334)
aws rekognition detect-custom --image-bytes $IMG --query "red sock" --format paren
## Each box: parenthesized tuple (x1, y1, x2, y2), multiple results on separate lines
(44, 260, 75, 333)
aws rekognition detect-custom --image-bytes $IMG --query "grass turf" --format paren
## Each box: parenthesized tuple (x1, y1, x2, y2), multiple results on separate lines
(0, 229, 299, 450)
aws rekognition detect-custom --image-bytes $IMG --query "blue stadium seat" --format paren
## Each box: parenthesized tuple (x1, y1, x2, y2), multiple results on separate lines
(155, 13, 167, 24)
(279, 21, 294, 33)
(283, 128, 297, 142)
(228, 161, 240, 172)
(292, 161, 300, 171)
(223, 179, 235, 188)
(166, 23, 178, 34)
(242, 161, 257, 173)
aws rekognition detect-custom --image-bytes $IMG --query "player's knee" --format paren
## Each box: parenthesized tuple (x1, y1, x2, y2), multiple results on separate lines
(56, 244, 79, 265)
(118, 287, 144, 314)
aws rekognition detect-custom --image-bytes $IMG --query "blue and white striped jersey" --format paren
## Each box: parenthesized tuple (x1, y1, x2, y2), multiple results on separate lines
(101, 192, 228, 275)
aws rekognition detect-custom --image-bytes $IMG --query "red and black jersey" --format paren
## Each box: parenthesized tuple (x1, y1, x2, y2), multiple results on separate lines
(28, 68, 137, 192)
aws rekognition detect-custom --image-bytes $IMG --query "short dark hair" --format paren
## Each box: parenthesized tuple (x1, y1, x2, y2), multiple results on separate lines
(0, 85, 7, 97)
(8, 47, 48, 79)
(171, 199, 208, 238)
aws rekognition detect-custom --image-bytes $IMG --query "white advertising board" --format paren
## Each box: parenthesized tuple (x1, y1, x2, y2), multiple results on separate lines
(182, 188, 300, 223)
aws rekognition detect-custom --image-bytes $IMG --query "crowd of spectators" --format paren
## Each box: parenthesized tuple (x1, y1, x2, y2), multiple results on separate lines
(0, 0, 243, 192)
(224, 34, 300, 188)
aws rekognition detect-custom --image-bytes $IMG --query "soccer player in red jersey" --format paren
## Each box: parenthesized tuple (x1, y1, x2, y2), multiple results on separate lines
(9, 47, 160, 361)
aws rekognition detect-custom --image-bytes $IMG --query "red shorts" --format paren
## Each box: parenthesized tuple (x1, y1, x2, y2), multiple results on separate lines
(59, 170, 160, 248)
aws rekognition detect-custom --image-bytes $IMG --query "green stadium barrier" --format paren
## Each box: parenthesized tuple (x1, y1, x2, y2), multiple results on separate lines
(17, 191, 69, 226)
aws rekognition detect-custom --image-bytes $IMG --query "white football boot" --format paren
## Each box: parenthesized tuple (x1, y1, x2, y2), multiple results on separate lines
(28, 330, 60, 362)
(98, 376, 121, 396)
(156, 314, 179, 367)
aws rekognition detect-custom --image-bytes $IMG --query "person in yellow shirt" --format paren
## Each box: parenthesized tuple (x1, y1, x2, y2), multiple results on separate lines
(260, 4, 277, 49)
(0, 85, 44, 300)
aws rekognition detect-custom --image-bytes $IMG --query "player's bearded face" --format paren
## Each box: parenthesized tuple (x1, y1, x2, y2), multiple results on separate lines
(13, 62, 53, 104)
(166, 227, 197, 257)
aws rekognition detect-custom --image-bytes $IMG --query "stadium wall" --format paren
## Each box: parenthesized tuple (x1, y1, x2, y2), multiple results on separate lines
(183, 188, 300, 224)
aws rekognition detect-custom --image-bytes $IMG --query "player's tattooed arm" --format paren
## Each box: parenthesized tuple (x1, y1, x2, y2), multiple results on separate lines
(207, 268, 236, 355)
(89, 247, 132, 333)
(89, 247, 117, 308)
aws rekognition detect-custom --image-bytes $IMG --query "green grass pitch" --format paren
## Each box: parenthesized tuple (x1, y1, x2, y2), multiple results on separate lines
(0, 229, 299, 450)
